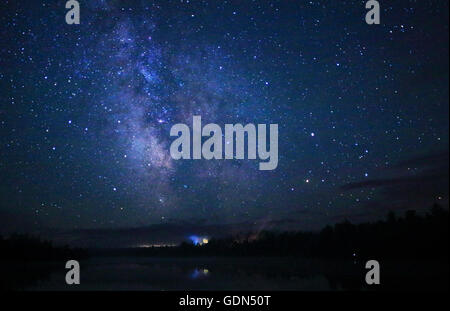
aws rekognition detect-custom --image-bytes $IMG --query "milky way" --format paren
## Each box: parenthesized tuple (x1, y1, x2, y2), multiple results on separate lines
(0, 0, 448, 233)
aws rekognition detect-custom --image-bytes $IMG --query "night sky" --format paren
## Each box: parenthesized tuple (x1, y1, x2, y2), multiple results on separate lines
(0, 1, 448, 244)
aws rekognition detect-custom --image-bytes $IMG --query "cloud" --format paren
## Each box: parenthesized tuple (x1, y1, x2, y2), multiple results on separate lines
(341, 151, 449, 213)
(340, 173, 447, 191)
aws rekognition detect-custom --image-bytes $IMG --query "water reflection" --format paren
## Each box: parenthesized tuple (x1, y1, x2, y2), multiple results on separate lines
(10, 257, 447, 291)
(1, 262, 56, 291)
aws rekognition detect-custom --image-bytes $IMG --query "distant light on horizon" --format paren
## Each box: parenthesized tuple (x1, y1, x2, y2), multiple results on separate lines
(189, 235, 209, 246)
(137, 243, 177, 248)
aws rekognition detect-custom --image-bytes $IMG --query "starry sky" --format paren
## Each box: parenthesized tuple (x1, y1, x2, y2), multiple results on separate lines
(0, 1, 448, 243)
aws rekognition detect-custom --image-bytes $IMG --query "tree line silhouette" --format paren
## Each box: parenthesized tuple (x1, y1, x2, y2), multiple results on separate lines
(0, 205, 447, 290)
(0, 234, 86, 262)
(0, 234, 87, 290)
(1, 204, 448, 261)
(175, 204, 448, 260)
(91, 204, 449, 260)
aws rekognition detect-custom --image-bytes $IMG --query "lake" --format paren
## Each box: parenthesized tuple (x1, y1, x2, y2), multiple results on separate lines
(6, 257, 447, 291)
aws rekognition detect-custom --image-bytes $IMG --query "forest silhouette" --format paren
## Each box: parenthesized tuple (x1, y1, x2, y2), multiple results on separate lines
(1, 204, 448, 290)
(90, 204, 449, 260)
(1, 205, 448, 260)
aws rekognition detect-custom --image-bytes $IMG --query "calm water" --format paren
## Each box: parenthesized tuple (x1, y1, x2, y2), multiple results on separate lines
(12, 257, 447, 291)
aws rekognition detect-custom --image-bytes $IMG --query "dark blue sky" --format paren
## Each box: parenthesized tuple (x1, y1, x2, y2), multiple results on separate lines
(0, 0, 448, 241)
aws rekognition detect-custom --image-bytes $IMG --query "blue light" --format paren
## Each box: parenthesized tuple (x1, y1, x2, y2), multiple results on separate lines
(189, 235, 200, 245)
